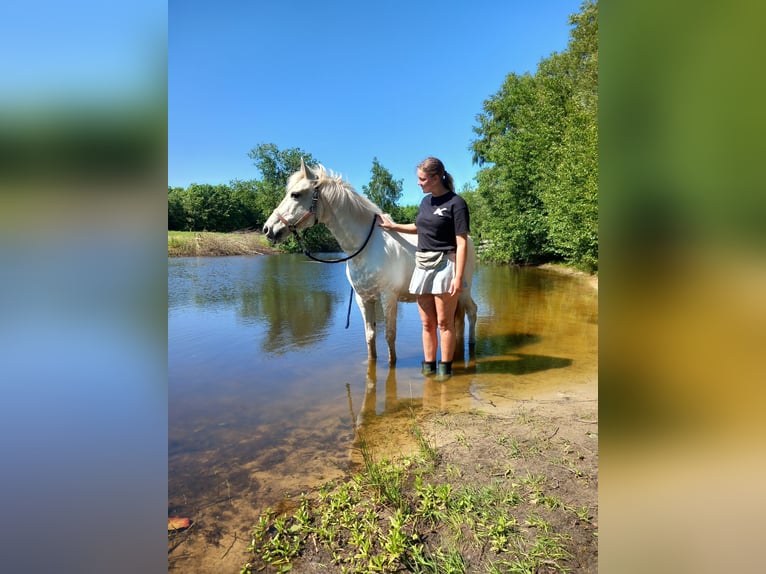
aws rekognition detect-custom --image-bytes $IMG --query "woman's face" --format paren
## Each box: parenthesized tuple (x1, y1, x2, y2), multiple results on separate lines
(417, 169, 440, 195)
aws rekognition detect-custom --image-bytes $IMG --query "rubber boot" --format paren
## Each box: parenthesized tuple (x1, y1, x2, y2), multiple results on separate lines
(421, 361, 437, 376)
(435, 361, 452, 381)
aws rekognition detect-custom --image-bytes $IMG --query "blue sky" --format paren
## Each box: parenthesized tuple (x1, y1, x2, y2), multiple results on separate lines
(169, 0, 584, 206)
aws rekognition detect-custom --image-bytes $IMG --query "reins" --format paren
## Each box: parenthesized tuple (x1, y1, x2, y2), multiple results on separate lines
(298, 216, 377, 263)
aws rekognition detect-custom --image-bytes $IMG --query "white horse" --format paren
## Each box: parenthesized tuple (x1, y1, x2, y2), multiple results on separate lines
(263, 160, 478, 365)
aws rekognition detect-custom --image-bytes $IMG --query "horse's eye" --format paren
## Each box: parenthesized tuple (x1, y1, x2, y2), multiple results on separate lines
(290, 192, 300, 199)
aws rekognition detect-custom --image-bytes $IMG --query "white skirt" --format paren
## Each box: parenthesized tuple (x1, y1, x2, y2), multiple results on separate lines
(409, 251, 456, 295)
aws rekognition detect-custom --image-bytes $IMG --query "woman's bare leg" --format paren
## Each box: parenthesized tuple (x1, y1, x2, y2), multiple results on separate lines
(435, 292, 459, 362)
(417, 295, 438, 362)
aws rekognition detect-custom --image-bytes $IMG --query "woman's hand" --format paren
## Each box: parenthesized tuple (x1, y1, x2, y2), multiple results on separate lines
(449, 277, 463, 297)
(378, 215, 418, 234)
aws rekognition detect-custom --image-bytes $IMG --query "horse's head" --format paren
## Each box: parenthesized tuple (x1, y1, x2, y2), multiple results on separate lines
(263, 159, 321, 244)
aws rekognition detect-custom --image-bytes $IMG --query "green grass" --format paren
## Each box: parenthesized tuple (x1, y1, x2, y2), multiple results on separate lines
(168, 230, 277, 257)
(240, 422, 585, 574)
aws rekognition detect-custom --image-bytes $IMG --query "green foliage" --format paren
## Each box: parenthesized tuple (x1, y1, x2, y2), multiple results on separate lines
(392, 203, 418, 224)
(172, 183, 242, 231)
(167, 180, 261, 232)
(228, 178, 261, 229)
(167, 186, 186, 230)
(470, 0, 598, 270)
(362, 157, 403, 215)
(458, 183, 488, 240)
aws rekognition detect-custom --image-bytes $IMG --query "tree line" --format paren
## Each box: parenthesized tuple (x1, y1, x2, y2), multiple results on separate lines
(168, 145, 414, 252)
(169, 1, 597, 270)
(468, 0, 597, 270)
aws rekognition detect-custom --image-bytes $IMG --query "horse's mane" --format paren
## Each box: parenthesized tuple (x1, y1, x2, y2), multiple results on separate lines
(311, 164, 383, 220)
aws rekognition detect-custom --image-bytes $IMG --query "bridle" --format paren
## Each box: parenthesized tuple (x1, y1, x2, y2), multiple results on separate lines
(276, 184, 321, 234)
(276, 182, 377, 264)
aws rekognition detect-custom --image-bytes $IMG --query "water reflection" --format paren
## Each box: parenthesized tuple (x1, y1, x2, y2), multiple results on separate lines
(350, 345, 575, 438)
(169, 255, 345, 355)
(168, 256, 597, 571)
(243, 256, 341, 353)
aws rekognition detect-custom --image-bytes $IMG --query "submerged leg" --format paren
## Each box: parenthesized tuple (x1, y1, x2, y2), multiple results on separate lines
(455, 298, 466, 341)
(355, 294, 377, 361)
(383, 296, 398, 365)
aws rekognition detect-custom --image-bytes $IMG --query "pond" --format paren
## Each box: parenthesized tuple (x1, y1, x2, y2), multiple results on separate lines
(168, 254, 597, 569)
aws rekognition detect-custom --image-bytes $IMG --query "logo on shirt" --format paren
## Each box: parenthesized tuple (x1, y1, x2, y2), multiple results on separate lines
(433, 207, 448, 216)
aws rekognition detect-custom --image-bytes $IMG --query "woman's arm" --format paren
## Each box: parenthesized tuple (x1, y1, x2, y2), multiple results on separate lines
(377, 213, 417, 234)
(450, 233, 468, 296)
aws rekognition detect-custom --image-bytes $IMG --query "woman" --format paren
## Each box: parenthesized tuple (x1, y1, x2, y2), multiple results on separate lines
(378, 157, 470, 379)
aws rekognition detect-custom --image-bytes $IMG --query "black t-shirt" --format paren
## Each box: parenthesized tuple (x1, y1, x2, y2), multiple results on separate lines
(415, 191, 470, 252)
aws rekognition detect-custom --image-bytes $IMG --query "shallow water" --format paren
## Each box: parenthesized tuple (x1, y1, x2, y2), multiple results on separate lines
(168, 254, 597, 559)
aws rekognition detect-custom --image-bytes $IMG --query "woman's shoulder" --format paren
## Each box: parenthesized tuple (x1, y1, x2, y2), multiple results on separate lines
(450, 192, 468, 208)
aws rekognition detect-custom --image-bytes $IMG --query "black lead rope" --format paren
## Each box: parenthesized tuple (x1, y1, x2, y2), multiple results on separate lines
(345, 285, 354, 329)
(297, 216, 378, 264)
(290, 215, 378, 329)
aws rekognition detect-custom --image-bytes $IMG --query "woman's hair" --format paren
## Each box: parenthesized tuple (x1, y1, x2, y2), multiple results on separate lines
(417, 156, 455, 194)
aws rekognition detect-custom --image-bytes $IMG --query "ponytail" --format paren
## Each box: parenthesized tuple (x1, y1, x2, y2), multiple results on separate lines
(417, 156, 455, 193)
(442, 170, 455, 194)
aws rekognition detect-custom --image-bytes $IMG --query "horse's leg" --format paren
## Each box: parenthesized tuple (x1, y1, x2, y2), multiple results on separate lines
(463, 241, 478, 346)
(465, 293, 478, 345)
(355, 293, 377, 361)
(382, 295, 398, 366)
(453, 298, 466, 361)
(455, 298, 466, 341)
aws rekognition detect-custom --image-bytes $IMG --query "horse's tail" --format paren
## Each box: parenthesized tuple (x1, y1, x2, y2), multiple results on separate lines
(464, 236, 476, 289)
(455, 236, 478, 345)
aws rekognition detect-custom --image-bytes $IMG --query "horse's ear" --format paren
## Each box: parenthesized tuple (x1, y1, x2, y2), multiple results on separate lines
(300, 158, 316, 181)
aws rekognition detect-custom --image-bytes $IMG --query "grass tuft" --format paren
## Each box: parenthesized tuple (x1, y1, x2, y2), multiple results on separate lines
(241, 420, 594, 573)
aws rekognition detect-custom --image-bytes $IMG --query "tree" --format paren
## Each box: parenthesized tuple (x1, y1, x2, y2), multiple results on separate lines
(470, 0, 598, 269)
(539, 1, 598, 271)
(247, 142, 311, 184)
(458, 182, 489, 241)
(168, 186, 187, 230)
(180, 183, 235, 231)
(228, 178, 261, 229)
(395, 204, 418, 224)
(471, 72, 553, 263)
(362, 157, 403, 215)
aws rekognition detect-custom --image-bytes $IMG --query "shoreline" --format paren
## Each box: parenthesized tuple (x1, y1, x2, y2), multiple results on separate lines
(168, 230, 281, 257)
(167, 233, 599, 290)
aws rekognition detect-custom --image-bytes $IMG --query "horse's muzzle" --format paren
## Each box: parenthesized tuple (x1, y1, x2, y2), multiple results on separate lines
(263, 222, 286, 244)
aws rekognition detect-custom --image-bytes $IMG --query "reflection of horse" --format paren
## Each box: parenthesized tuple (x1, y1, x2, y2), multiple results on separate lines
(349, 363, 474, 431)
(263, 160, 477, 365)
